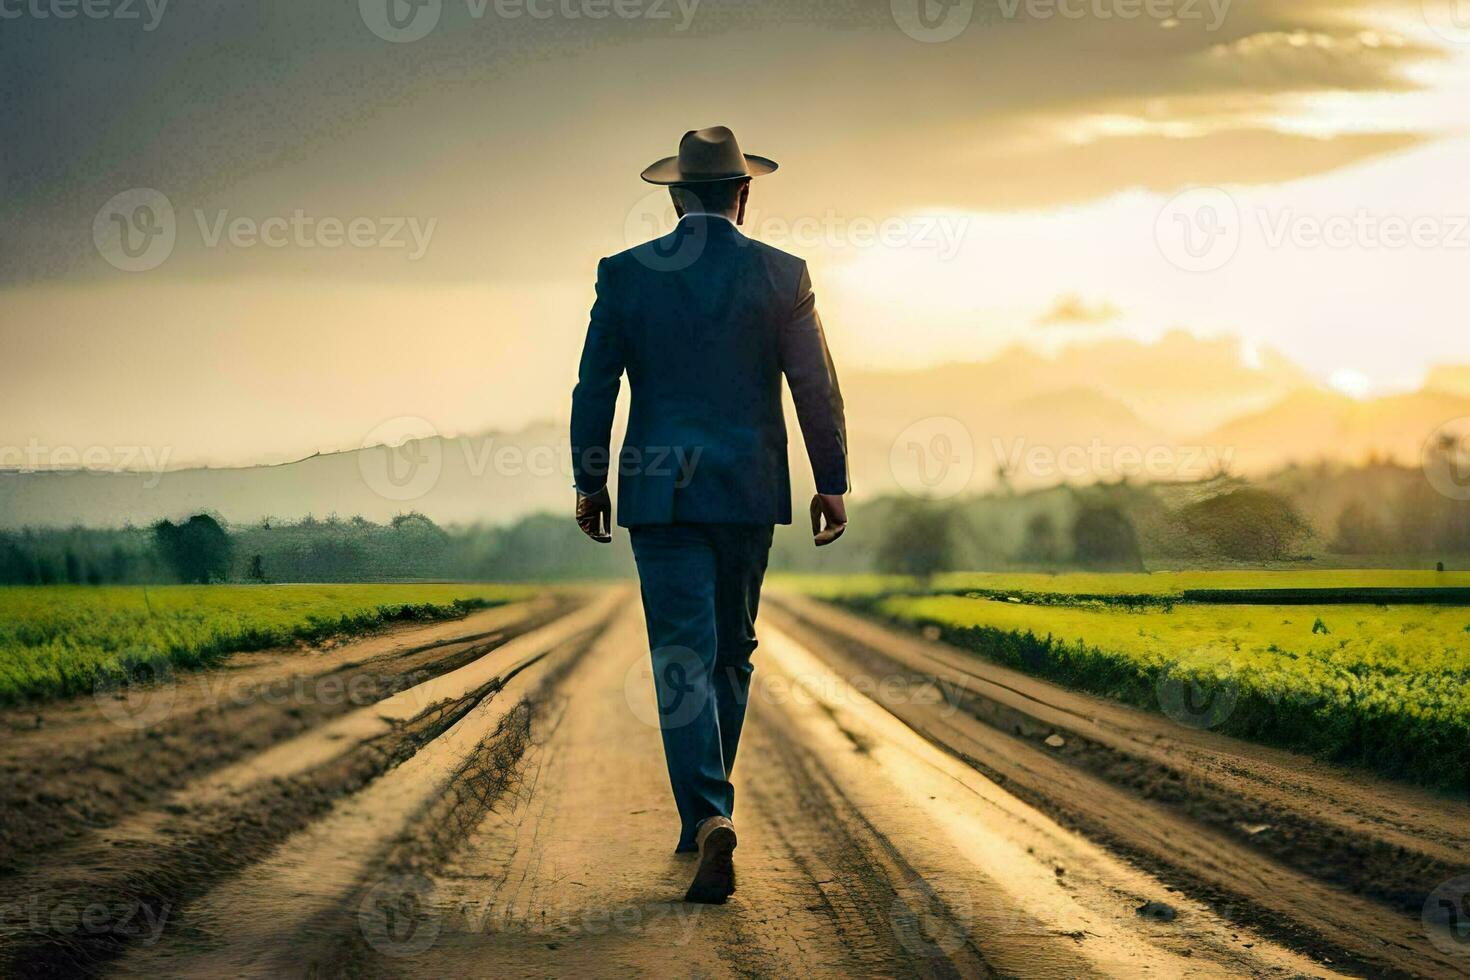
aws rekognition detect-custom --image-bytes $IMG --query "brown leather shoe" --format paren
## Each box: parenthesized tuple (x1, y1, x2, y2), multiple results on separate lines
(684, 816, 737, 904)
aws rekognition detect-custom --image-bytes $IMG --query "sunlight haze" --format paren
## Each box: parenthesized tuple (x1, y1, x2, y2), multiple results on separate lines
(3, 0, 1468, 467)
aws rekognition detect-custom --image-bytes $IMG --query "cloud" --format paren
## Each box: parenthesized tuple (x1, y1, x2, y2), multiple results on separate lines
(0, 0, 1452, 288)
(1195, 26, 1433, 91)
(1036, 293, 1122, 327)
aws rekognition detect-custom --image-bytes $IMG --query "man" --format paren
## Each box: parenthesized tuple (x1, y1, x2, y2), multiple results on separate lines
(570, 126, 849, 904)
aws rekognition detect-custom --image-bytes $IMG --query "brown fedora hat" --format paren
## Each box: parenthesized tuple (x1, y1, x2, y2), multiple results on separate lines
(640, 126, 778, 185)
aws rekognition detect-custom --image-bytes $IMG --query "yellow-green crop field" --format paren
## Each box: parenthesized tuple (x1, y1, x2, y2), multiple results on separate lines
(777, 569, 1470, 600)
(0, 584, 532, 705)
(781, 572, 1470, 790)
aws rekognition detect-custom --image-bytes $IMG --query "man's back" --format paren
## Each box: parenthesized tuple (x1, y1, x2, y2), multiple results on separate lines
(571, 213, 848, 526)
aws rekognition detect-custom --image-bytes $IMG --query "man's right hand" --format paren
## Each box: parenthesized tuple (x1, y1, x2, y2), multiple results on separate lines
(576, 486, 613, 543)
(809, 493, 847, 546)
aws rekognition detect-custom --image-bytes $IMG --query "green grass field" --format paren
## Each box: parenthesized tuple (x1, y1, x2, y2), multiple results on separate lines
(781, 572, 1470, 790)
(777, 569, 1470, 600)
(0, 584, 533, 706)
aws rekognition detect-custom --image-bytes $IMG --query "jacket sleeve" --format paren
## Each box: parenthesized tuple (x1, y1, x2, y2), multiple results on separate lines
(778, 262, 849, 495)
(570, 258, 624, 494)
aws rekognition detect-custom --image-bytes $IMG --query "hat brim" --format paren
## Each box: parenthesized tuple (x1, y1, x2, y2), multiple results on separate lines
(640, 154, 778, 185)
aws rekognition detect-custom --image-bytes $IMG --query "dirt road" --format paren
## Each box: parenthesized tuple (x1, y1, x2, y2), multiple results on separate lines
(1, 587, 1464, 978)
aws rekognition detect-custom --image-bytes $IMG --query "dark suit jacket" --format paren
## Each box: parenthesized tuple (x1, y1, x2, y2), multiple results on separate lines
(571, 214, 848, 527)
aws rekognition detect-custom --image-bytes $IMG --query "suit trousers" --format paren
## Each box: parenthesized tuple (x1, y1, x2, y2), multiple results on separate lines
(628, 522, 775, 851)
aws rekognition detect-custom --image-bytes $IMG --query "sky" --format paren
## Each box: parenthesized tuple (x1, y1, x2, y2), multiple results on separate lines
(2, 0, 1469, 468)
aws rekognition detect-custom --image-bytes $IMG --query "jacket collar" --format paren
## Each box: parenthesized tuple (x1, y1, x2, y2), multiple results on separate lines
(677, 212, 742, 235)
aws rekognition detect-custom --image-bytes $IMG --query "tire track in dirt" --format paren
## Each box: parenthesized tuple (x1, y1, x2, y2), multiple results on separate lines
(738, 705, 999, 978)
(1, 673, 505, 978)
(318, 599, 1335, 979)
(323, 604, 998, 978)
(97, 592, 621, 979)
(4, 588, 1389, 978)
(0, 596, 567, 876)
(767, 592, 1467, 979)
(747, 626, 1335, 979)
(0, 593, 609, 979)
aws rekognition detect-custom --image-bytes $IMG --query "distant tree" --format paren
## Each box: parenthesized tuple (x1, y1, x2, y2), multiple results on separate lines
(472, 512, 630, 580)
(1394, 479, 1470, 555)
(0, 540, 31, 585)
(1329, 499, 1391, 555)
(248, 554, 266, 582)
(35, 556, 59, 585)
(994, 461, 1013, 497)
(875, 500, 956, 578)
(390, 511, 442, 534)
(154, 514, 233, 583)
(1177, 488, 1309, 561)
(1071, 505, 1144, 571)
(105, 545, 128, 582)
(1016, 512, 1063, 566)
(297, 538, 365, 581)
(64, 549, 83, 584)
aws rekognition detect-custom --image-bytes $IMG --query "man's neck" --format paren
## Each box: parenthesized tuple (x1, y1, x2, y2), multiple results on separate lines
(683, 211, 738, 225)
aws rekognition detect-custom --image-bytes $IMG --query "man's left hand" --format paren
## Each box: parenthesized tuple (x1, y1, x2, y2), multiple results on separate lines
(575, 486, 613, 543)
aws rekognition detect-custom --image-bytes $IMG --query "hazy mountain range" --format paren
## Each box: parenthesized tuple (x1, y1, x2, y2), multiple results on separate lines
(4, 332, 1467, 528)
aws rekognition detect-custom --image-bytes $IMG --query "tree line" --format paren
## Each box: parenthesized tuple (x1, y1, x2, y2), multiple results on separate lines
(0, 460, 1463, 585)
(0, 511, 635, 585)
(770, 460, 1469, 576)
